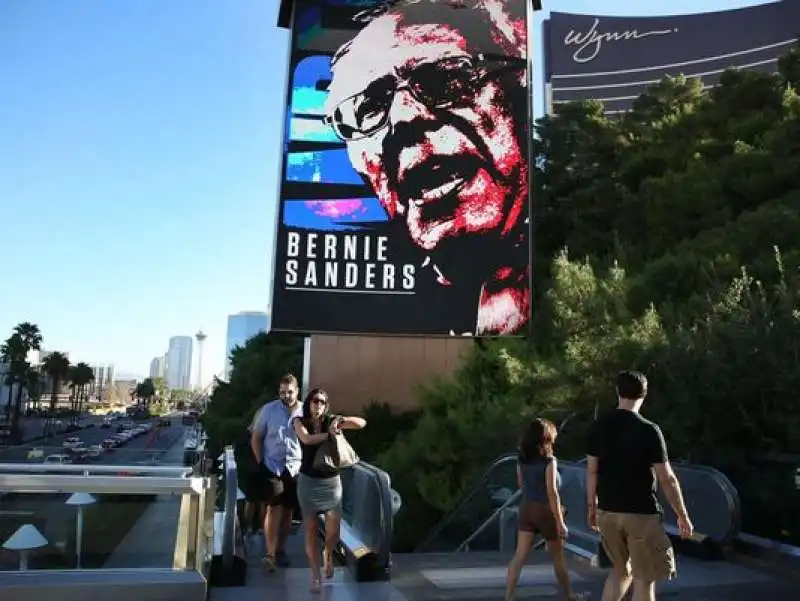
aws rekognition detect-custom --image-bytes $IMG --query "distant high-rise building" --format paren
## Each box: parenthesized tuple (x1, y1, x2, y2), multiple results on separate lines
(149, 355, 166, 379)
(225, 311, 269, 378)
(166, 336, 193, 390)
(90, 364, 116, 399)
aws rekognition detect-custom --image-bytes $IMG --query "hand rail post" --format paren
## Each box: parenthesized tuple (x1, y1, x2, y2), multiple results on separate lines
(222, 445, 237, 570)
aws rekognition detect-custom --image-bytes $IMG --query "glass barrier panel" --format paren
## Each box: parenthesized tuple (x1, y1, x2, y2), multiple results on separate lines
(460, 496, 522, 552)
(0, 490, 182, 570)
(417, 455, 518, 552)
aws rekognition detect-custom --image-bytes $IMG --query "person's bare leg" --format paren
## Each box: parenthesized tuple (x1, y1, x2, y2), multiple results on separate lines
(505, 531, 534, 601)
(243, 502, 254, 535)
(278, 505, 293, 552)
(632, 579, 656, 601)
(546, 539, 576, 598)
(264, 505, 281, 565)
(323, 509, 341, 578)
(601, 567, 633, 601)
(303, 514, 322, 592)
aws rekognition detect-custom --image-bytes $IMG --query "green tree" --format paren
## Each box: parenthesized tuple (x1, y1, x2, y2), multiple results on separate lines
(203, 332, 304, 458)
(42, 351, 70, 434)
(383, 44, 800, 548)
(68, 362, 94, 424)
(1, 334, 28, 442)
(1, 323, 43, 441)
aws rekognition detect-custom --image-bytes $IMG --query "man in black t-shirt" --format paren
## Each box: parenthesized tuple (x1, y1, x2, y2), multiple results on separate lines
(586, 371, 694, 601)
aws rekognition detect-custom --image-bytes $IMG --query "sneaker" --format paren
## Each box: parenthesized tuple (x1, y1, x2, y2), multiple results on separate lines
(275, 549, 291, 567)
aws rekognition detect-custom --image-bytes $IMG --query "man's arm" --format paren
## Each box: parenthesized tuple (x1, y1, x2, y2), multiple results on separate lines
(250, 406, 266, 465)
(585, 422, 600, 529)
(651, 426, 690, 523)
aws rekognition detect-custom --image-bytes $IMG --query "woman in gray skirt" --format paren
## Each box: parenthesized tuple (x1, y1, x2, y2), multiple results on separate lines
(291, 387, 366, 592)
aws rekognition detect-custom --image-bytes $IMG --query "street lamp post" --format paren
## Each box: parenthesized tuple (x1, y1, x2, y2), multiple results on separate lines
(65, 492, 96, 568)
(2, 524, 48, 570)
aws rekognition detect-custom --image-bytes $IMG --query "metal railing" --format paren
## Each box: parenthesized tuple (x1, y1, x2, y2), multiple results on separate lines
(415, 452, 518, 552)
(421, 453, 744, 558)
(0, 464, 192, 476)
(0, 461, 215, 601)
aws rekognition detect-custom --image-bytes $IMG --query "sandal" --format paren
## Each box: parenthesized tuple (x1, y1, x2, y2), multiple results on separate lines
(262, 554, 277, 573)
(309, 578, 322, 593)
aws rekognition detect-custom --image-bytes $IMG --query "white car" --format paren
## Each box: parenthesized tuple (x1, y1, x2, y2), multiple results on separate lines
(63, 436, 82, 449)
(89, 444, 104, 456)
(44, 454, 72, 464)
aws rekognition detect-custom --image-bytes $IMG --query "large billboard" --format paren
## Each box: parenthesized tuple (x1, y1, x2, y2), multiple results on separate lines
(543, 1, 798, 114)
(271, 0, 533, 337)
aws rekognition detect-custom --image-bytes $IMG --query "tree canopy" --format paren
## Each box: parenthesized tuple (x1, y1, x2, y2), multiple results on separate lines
(203, 332, 305, 458)
(377, 45, 800, 549)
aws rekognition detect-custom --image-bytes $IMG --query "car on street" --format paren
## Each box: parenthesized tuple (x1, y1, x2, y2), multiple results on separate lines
(63, 436, 82, 449)
(44, 453, 72, 464)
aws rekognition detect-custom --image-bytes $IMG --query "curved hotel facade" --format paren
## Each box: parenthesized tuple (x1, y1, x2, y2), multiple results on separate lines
(543, 0, 799, 114)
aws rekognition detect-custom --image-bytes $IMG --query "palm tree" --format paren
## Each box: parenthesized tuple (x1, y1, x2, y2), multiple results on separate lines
(132, 382, 143, 406)
(0, 334, 25, 422)
(1, 323, 43, 441)
(42, 351, 70, 435)
(25, 368, 42, 411)
(72, 362, 94, 423)
(13, 323, 42, 356)
(140, 378, 156, 408)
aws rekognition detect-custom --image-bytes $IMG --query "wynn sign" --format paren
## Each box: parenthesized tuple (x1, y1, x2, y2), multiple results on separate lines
(563, 18, 678, 63)
(543, 3, 798, 114)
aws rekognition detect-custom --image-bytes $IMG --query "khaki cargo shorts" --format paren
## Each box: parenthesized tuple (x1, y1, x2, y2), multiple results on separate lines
(597, 510, 676, 581)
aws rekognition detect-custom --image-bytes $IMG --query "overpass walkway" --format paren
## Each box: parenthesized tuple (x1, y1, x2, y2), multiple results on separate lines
(0, 445, 797, 601)
(208, 454, 798, 601)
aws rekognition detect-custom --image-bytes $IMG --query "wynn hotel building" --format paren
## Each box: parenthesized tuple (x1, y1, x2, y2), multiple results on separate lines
(543, 0, 799, 115)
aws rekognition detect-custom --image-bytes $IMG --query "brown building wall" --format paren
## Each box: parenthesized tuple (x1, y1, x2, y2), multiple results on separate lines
(308, 335, 473, 414)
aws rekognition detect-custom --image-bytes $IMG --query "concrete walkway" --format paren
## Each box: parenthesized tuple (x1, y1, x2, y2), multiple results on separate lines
(102, 432, 187, 569)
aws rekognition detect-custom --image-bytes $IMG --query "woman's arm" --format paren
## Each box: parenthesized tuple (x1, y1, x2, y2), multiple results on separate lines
(545, 460, 566, 529)
(336, 416, 366, 430)
(292, 417, 330, 445)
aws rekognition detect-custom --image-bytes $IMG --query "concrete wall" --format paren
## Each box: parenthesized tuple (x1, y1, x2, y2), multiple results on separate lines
(307, 336, 473, 414)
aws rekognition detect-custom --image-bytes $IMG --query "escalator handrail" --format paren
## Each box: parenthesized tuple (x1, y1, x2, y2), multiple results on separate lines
(414, 452, 519, 552)
(350, 458, 395, 566)
(455, 488, 522, 552)
(453, 460, 590, 553)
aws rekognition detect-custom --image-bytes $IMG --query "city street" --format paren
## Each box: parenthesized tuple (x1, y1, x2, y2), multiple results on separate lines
(16, 415, 105, 444)
(1, 416, 180, 464)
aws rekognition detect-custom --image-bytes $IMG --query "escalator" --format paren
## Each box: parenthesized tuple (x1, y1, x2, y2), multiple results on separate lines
(416, 453, 745, 563)
(415, 455, 599, 559)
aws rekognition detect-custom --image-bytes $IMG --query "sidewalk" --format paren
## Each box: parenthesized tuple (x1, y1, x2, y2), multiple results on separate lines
(103, 433, 188, 568)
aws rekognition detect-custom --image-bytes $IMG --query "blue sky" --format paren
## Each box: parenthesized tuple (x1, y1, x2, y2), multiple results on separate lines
(0, 0, 771, 382)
